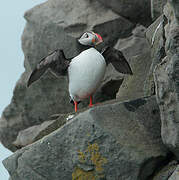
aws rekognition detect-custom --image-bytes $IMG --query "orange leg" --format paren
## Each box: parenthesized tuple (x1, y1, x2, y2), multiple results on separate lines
(74, 101, 78, 112)
(89, 96, 93, 107)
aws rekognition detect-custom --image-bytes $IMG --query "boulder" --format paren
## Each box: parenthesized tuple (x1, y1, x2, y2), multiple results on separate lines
(151, 0, 167, 20)
(144, 15, 167, 96)
(116, 25, 152, 101)
(12, 114, 68, 148)
(154, 54, 179, 158)
(154, 2, 179, 159)
(0, 0, 134, 151)
(3, 96, 169, 180)
(96, 0, 151, 25)
(152, 160, 177, 180)
(169, 0, 179, 22)
(168, 165, 179, 180)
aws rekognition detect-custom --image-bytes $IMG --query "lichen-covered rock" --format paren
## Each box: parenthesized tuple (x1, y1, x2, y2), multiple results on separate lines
(3, 96, 169, 180)
(96, 0, 151, 25)
(116, 25, 152, 101)
(0, 0, 134, 151)
(154, 2, 179, 159)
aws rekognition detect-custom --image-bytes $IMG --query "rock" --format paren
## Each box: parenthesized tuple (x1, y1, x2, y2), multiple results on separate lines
(151, 0, 167, 20)
(154, 54, 179, 158)
(115, 25, 147, 57)
(116, 25, 152, 101)
(168, 165, 179, 180)
(0, 71, 70, 152)
(96, 0, 151, 25)
(152, 160, 177, 180)
(144, 15, 167, 96)
(12, 114, 68, 148)
(169, 0, 179, 22)
(153, 3, 179, 159)
(0, 0, 134, 151)
(3, 96, 169, 180)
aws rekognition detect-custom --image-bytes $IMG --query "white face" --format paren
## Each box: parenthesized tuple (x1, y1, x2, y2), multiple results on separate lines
(78, 31, 103, 46)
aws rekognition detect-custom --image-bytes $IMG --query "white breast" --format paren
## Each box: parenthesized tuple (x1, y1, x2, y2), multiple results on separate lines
(68, 48, 106, 101)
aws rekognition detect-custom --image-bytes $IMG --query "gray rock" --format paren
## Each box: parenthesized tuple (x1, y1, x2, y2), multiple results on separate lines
(163, 3, 178, 54)
(12, 114, 68, 148)
(144, 15, 167, 97)
(93, 64, 124, 103)
(96, 0, 151, 25)
(145, 16, 163, 46)
(0, 71, 70, 152)
(144, 2, 178, 98)
(116, 25, 152, 101)
(168, 165, 179, 180)
(3, 96, 169, 180)
(153, 3, 179, 159)
(154, 54, 179, 158)
(115, 25, 147, 57)
(152, 160, 177, 180)
(0, 0, 134, 151)
(151, 0, 167, 20)
(169, 0, 179, 22)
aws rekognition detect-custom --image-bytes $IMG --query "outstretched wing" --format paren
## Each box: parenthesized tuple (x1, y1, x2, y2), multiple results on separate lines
(101, 46, 133, 75)
(27, 49, 70, 87)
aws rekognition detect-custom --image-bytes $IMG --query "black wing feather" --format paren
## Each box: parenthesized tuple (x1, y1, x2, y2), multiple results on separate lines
(27, 49, 70, 87)
(102, 46, 133, 75)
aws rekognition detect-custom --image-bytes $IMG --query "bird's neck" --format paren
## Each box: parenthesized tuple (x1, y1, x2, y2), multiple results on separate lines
(77, 42, 92, 52)
(77, 41, 106, 53)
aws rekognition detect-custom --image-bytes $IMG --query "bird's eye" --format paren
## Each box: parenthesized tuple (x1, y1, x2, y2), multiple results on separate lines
(84, 33, 89, 38)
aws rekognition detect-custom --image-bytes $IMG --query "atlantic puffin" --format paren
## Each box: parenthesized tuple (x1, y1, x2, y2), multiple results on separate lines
(27, 31, 133, 112)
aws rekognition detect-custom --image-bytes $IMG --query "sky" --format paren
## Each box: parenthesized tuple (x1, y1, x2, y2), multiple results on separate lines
(0, 1, 47, 179)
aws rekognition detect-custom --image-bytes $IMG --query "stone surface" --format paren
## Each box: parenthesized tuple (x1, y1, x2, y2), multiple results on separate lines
(3, 96, 169, 180)
(0, 0, 134, 151)
(151, 0, 167, 20)
(12, 114, 68, 148)
(152, 160, 177, 180)
(169, 0, 179, 22)
(116, 25, 152, 101)
(96, 0, 151, 25)
(144, 15, 167, 96)
(168, 165, 179, 180)
(154, 54, 179, 158)
(115, 25, 147, 57)
(154, 2, 179, 159)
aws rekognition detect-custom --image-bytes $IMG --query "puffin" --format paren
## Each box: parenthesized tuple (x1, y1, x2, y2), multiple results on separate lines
(27, 31, 133, 112)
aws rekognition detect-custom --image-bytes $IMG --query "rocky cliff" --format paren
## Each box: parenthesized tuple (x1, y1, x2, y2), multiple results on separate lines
(1, 0, 179, 179)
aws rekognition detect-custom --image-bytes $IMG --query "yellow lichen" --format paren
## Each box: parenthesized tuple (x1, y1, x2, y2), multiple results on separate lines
(78, 150, 86, 163)
(72, 167, 95, 180)
(72, 143, 107, 180)
(86, 143, 99, 153)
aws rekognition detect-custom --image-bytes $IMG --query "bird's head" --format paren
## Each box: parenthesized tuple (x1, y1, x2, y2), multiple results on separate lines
(78, 31, 103, 46)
